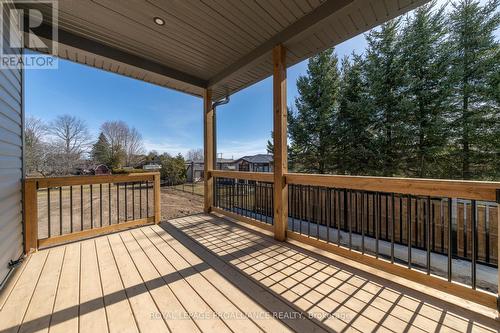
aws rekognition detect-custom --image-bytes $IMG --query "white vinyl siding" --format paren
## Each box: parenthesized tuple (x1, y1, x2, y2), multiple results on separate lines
(0, 0, 23, 286)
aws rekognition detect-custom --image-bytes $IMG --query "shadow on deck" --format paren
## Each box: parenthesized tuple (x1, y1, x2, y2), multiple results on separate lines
(0, 213, 498, 333)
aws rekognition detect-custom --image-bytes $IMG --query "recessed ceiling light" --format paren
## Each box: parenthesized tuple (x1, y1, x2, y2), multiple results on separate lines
(153, 17, 165, 26)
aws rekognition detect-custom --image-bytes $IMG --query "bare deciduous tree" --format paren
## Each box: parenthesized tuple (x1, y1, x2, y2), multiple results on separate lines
(25, 116, 50, 176)
(101, 120, 144, 167)
(49, 115, 91, 155)
(48, 115, 91, 173)
(185, 148, 204, 161)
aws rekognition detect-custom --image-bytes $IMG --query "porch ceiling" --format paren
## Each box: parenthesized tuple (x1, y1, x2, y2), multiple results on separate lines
(23, 0, 428, 100)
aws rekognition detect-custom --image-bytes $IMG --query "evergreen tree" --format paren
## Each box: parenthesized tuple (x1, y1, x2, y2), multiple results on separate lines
(266, 132, 274, 154)
(447, 0, 500, 179)
(364, 19, 410, 176)
(91, 132, 111, 165)
(288, 48, 341, 174)
(400, 2, 451, 178)
(336, 54, 375, 175)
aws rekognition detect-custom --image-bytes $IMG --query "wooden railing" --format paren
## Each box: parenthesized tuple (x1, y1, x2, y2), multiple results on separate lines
(23, 172, 161, 251)
(209, 170, 500, 309)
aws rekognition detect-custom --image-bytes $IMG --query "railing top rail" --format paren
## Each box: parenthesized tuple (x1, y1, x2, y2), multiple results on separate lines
(25, 172, 160, 189)
(285, 173, 500, 201)
(210, 170, 274, 182)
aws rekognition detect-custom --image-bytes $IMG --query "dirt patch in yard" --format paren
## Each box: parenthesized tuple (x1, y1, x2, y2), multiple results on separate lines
(160, 187, 203, 220)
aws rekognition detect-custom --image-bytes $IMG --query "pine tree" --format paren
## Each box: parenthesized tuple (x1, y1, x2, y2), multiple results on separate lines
(288, 48, 341, 174)
(336, 54, 375, 175)
(400, 2, 451, 178)
(447, 0, 500, 179)
(91, 132, 111, 165)
(364, 19, 410, 176)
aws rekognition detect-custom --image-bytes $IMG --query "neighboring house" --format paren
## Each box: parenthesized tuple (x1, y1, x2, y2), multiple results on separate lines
(93, 164, 111, 175)
(186, 158, 235, 182)
(234, 154, 273, 172)
(74, 164, 111, 175)
(186, 154, 273, 182)
(143, 163, 162, 171)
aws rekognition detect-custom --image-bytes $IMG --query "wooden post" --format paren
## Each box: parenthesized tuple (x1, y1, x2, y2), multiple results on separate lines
(154, 172, 161, 223)
(497, 189, 500, 314)
(273, 44, 288, 241)
(23, 179, 38, 253)
(204, 89, 214, 213)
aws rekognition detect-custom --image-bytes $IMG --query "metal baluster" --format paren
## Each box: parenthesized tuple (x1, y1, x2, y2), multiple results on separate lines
(59, 187, 63, 235)
(415, 198, 419, 248)
(348, 190, 352, 249)
(448, 198, 452, 282)
(132, 183, 135, 220)
(361, 191, 365, 254)
(471, 200, 477, 289)
(463, 202, 467, 258)
(408, 196, 412, 269)
(109, 184, 112, 225)
(139, 182, 142, 219)
(400, 196, 403, 243)
(80, 185, 83, 231)
(327, 188, 331, 242)
(47, 188, 51, 237)
(385, 194, 389, 240)
(100, 184, 103, 227)
(354, 192, 358, 234)
(146, 181, 149, 217)
(90, 185, 93, 229)
(426, 196, 431, 274)
(336, 189, 340, 246)
(117, 183, 120, 223)
(391, 193, 395, 264)
(124, 183, 128, 221)
(307, 186, 311, 237)
(317, 187, 320, 240)
(375, 192, 379, 258)
(70, 186, 73, 233)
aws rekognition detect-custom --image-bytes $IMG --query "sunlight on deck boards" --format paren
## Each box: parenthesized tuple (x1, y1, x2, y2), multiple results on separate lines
(0, 214, 498, 333)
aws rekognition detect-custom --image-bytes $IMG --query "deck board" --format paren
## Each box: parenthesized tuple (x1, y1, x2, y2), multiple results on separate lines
(50, 243, 80, 333)
(0, 213, 498, 333)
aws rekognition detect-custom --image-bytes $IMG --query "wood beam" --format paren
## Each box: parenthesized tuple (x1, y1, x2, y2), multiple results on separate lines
(204, 89, 214, 213)
(497, 190, 500, 314)
(273, 45, 288, 241)
(29, 22, 207, 89)
(208, 0, 352, 87)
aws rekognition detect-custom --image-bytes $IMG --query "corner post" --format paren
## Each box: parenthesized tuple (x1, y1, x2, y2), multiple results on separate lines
(204, 89, 214, 213)
(154, 172, 161, 223)
(497, 189, 500, 314)
(273, 44, 288, 241)
(23, 179, 38, 253)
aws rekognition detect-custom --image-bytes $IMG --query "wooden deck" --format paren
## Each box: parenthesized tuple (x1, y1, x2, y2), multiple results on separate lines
(0, 214, 498, 333)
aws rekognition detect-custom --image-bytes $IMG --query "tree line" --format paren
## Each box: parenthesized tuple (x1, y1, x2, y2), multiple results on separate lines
(25, 115, 189, 184)
(280, 0, 499, 180)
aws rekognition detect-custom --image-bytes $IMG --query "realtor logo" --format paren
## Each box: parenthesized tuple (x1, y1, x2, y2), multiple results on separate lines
(0, 0, 58, 69)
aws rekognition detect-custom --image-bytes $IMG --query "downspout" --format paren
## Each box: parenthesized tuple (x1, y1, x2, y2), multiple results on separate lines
(212, 95, 230, 170)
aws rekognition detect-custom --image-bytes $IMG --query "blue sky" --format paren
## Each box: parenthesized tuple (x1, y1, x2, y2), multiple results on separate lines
(25, 33, 366, 159)
(26, 0, 493, 159)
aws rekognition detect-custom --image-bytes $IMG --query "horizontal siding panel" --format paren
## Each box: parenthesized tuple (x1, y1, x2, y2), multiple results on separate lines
(0, 72, 21, 103)
(0, 156, 21, 170)
(0, 127, 22, 146)
(0, 175, 21, 200)
(0, 141, 22, 157)
(0, 111, 22, 134)
(0, 98, 21, 121)
(0, 85, 21, 114)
